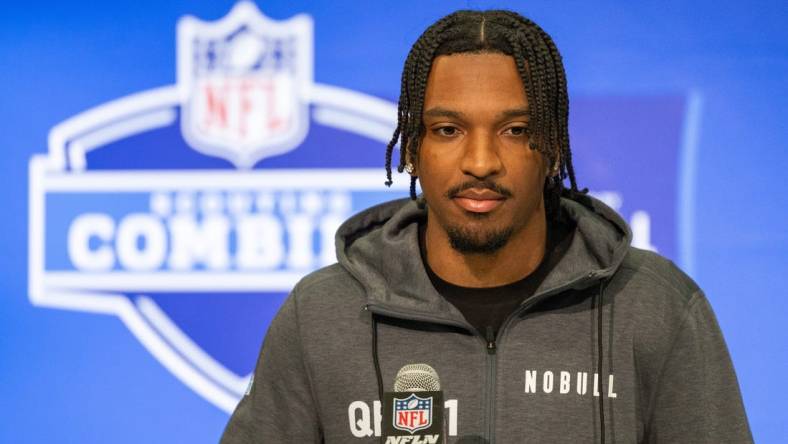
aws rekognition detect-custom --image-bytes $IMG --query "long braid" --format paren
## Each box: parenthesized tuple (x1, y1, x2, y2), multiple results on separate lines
(519, 26, 565, 215)
(384, 47, 416, 186)
(535, 26, 578, 191)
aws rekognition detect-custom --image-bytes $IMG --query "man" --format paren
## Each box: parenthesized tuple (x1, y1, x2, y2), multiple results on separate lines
(222, 10, 752, 443)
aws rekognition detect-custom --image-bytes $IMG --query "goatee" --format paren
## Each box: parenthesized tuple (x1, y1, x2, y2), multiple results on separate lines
(446, 223, 513, 254)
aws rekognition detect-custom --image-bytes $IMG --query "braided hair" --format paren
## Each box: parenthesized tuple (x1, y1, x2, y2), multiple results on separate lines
(384, 10, 586, 219)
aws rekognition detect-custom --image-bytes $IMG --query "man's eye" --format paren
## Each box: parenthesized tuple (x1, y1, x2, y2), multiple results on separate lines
(435, 126, 459, 137)
(505, 126, 530, 136)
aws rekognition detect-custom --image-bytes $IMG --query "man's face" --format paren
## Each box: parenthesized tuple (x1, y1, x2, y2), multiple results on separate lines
(417, 52, 548, 254)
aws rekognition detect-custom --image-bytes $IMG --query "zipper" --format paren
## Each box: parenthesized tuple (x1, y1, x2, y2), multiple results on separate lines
(485, 326, 497, 354)
(484, 326, 497, 443)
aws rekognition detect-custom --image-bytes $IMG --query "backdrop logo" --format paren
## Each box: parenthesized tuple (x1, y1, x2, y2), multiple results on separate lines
(27, 1, 403, 413)
(178, 4, 312, 168)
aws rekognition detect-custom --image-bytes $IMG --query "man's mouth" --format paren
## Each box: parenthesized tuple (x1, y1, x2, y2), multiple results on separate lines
(452, 189, 506, 213)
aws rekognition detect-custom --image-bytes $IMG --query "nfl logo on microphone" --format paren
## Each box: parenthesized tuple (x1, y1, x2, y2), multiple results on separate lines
(382, 390, 445, 442)
(393, 394, 433, 434)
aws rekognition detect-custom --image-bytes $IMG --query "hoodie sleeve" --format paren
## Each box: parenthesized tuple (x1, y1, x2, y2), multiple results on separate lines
(220, 289, 323, 443)
(645, 291, 752, 443)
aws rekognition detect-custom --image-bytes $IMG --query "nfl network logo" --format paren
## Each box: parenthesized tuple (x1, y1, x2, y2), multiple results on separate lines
(28, 2, 405, 413)
(393, 394, 433, 434)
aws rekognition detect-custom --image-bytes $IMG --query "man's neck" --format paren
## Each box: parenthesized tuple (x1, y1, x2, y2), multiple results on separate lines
(423, 210, 548, 288)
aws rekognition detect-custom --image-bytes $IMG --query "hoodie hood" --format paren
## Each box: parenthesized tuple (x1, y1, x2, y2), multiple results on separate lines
(335, 195, 632, 324)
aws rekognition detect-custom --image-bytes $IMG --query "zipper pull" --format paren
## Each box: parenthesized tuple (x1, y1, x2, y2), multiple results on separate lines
(485, 326, 496, 354)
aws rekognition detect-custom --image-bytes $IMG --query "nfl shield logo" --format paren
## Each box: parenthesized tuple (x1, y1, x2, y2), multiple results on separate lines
(177, 2, 313, 168)
(393, 393, 433, 434)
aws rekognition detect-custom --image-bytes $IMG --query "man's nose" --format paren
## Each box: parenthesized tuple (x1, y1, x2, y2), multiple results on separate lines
(460, 131, 503, 179)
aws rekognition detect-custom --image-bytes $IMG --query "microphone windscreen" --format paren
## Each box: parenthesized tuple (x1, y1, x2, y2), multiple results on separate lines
(393, 363, 440, 392)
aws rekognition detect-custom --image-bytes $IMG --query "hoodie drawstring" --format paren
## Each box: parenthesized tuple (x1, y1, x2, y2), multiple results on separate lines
(370, 309, 385, 405)
(595, 280, 607, 444)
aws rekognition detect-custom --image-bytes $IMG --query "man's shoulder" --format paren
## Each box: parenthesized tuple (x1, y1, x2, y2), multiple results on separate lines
(290, 263, 366, 306)
(282, 264, 368, 344)
(614, 247, 712, 355)
(616, 246, 700, 305)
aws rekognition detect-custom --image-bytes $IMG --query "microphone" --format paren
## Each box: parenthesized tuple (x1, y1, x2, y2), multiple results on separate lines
(381, 363, 445, 444)
(394, 363, 441, 391)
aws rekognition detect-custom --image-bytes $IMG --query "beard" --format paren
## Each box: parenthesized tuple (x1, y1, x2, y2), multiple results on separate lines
(439, 180, 515, 254)
(445, 217, 514, 254)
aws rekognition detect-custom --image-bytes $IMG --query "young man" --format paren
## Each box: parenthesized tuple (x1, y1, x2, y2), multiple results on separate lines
(222, 10, 752, 443)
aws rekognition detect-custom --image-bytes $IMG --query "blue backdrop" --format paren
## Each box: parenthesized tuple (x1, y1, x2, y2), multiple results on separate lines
(1, 1, 786, 442)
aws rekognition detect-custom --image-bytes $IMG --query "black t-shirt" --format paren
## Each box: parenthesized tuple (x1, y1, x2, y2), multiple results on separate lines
(420, 215, 575, 339)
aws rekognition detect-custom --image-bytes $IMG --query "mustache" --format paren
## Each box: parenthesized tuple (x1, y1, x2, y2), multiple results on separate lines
(446, 180, 513, 199)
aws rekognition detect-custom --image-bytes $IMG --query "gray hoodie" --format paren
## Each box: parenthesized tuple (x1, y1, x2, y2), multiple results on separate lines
(221, 196, 752, 443)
